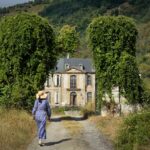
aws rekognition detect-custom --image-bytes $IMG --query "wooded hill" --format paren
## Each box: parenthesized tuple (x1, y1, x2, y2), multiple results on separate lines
(0, 0, 150, 89)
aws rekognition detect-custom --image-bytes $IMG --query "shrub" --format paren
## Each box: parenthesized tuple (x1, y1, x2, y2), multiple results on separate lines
(116, 110, 150, 150)
(81, 102, 95, 119)
(87, 16, 144, 111)
(0, 13, 57, 110)
(52, 106, 82, 115)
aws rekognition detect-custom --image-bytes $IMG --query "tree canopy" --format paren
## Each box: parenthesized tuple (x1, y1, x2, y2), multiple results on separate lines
(0, 13, 57, 109)
(87, 16, 144, 110)
(57, 25, 79, 56)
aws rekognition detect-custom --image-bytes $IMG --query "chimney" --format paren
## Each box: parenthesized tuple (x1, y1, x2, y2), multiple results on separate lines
(67, 53, 70, 59)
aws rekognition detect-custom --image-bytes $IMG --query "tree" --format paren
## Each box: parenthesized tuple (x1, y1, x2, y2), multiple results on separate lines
(87, 16, 144, 112)
(57, 25, 79, 57)
(0, 13, 57, 110)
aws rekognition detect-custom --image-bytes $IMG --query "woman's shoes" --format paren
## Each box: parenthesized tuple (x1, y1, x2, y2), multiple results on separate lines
(38, 139, 45, 146)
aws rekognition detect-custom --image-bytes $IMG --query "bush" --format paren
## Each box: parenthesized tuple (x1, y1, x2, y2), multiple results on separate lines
(52, 106, 82, 115)
(81, 102, 95, 119)
(0, 13, 57, 110)
(116, 110, 150, 150)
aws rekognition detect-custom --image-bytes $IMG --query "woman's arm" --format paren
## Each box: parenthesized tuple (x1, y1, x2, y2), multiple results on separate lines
(46, 100, 51, 119)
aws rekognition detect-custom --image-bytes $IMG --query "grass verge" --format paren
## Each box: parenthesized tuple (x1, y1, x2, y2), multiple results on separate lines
(90, 116, 123, 142)
(90, 110, 150, 150)
(0, 108, 36, 150)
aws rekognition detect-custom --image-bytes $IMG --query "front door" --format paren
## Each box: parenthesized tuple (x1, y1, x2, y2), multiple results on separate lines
(70, 92, 77, 106)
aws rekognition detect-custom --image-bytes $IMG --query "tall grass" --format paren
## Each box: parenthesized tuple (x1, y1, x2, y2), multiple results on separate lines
(0, 108, 36, 150)
(90, 116, 123, 142)
(81, 102, 95, 118)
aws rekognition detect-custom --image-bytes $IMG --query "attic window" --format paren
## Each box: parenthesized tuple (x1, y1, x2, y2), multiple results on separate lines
(65, 64, 70, 70)
(79, 64, 84, 70)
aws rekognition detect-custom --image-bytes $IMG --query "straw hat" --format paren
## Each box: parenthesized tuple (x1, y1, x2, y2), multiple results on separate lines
(36, 91, 47, 99)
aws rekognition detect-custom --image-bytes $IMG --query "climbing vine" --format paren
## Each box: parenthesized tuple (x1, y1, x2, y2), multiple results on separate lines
(87, 16, 144, 111)
(0, 13, 57, 110)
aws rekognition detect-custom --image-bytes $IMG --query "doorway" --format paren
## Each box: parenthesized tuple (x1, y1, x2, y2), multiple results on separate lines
(70, 92, 77, 106)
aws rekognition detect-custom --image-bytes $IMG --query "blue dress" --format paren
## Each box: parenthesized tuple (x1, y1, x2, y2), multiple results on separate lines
(32, 99, 51, 139)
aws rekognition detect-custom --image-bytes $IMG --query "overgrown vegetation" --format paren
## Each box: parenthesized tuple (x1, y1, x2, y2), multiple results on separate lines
(0, 13, 57, 110)
(87, 16, 146, 111)
(0, 108, 36, 150)
(116, 110, 150, 150)
(90, 109, 150, 150)
(90, 116, 123, 142)
(52, 106, 82, 115)
(81, 102, 95, 118)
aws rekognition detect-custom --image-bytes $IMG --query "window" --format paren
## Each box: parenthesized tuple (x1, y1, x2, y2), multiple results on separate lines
(55, 75, 61, 87)
(87, 92, 92, 102)
(87, 75, 92, 85)
(65, 64, 70, 70)
(79, 64, 84, 70)
(70, 75, 76, 89)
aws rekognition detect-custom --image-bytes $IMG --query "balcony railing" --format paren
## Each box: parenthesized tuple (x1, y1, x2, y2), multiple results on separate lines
(67, 88, 81, 91)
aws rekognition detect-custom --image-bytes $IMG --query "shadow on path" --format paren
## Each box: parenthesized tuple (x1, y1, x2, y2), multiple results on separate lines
(51, 116, 86, 122)
(44, 138, 72, 146)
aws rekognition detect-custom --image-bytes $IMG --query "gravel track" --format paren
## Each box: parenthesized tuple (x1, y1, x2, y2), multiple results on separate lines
(27, 117, 114, 150)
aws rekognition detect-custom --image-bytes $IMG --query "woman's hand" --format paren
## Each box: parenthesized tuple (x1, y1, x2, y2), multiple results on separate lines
(33, 115, 35, 120)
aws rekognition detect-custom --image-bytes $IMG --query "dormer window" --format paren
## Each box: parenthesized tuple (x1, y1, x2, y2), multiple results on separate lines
(65, 64, 70, 70)
(79, 64, 84, 70)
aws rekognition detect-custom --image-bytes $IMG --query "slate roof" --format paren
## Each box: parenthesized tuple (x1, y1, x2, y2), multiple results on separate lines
(54, 58, 95, 73)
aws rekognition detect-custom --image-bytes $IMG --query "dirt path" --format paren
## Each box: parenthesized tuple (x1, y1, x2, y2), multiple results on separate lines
(27, 117, 114, 150)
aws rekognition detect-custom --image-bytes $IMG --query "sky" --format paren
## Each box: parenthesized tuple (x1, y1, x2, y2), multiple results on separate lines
(0, 0, 33, 8)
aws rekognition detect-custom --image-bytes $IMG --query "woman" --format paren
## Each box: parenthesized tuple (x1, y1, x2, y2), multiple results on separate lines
(32, 91, 51, 146)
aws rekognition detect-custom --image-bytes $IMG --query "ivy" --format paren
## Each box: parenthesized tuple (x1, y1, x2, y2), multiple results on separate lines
(0, 13, 57, 110)
(87, 16, 144, 111)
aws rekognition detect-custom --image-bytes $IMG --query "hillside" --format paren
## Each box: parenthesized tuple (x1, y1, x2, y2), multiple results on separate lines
(40, 0, 150, 29)
(0, 0, 150, 89)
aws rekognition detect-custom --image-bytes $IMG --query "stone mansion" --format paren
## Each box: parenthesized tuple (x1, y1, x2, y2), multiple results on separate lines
(44, 58, 95, 107)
